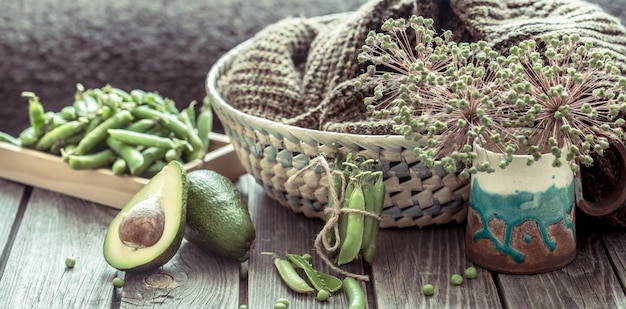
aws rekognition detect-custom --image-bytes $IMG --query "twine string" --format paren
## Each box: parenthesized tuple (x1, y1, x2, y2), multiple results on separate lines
(286, 154, 382, 281)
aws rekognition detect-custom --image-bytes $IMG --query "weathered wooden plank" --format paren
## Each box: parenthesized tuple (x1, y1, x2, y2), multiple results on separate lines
(120, 239, 241, 308)
(370, 224, 502, 309)
(599, 230, 626, 297)
(0, 188, 119, 308)
(0, 179, 25, 260)
(498, 232, 626, 308)
(244, 175, 364, 308)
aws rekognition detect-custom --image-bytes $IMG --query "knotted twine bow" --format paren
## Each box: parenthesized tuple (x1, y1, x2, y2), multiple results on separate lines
(286, 155, 382, 281)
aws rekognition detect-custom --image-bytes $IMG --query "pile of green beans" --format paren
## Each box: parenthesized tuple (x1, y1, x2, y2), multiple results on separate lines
(327, 154, 385, 265)
(1, 84, 213, 178)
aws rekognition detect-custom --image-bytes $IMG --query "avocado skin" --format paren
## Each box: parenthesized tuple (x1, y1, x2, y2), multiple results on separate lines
(185, 170, 255, 261)
(103, 161, 188, 272)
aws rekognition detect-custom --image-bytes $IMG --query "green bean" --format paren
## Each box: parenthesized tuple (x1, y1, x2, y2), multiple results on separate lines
(286, 253, 329, 293)
(23, 92, 46, 136)
(197, 97, 213, 153)
(0, 131, 20, 146)
(337, 183, 365, 265)
(111, 158, 127, 175)
(36, 120, 86, 151)
(107, 129, 182, 150)
(362, 174, 385, 264)
(68, 149, 116, 170)
(273, 257, 314, 294)
(343, 277, 366, 309)
(73, 110, 133, 155)
(106, 136, 144, 175)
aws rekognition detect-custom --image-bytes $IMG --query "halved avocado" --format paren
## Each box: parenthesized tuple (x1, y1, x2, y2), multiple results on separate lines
(103, 160, 187, 272)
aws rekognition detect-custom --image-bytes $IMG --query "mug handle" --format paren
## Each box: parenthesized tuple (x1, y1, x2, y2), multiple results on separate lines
(577, 141, 626, 216)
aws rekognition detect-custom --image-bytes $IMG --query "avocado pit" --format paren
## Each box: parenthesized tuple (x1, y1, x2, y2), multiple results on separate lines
(118, 196, 165, 249)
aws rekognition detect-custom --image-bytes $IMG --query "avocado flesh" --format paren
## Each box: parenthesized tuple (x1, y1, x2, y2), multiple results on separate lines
(103, 161, 187, 272)
(185, 170, 255, 261)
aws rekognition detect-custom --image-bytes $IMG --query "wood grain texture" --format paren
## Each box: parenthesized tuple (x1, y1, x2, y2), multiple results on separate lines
(371, 225, 502, 309)
(243, 174, 364, 308)
(0, 179, 24, 258)
(120, 239, 241, 308)
(498, 232, 626, 308)
(0, 188, 118, 309)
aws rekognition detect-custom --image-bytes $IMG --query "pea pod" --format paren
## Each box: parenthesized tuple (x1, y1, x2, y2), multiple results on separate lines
(343, 277, 366, 309)
(19, 127, 39, 147)
(36, 120, 86, 151)
(111, 158, 127, 175)
(273, 257, 314, 294)
(68, 149, 116, 170)
(362, 174, 385, 264)
(106, 136, 144, 175)
(124, 119, 158, 133)
(338, 176, 356, 250)
(23, 92, 46, 136)
(286, 253, 329, 293)
(73, 93, 100, 118)
(325, 169, 344, 258)
(337, 183, 365, 265)
(131, 146, 169, 176)
(197, 97, 213, 152)
(0, 131, 20, 146)
(107, 129, 189, 150)
(73, 110, 133, 155)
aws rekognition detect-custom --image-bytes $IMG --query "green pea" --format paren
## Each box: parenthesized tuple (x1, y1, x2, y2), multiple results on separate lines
(73, 110, 133, 155)
(238, 305, 248, 309)
(112, 277, 125, 288)
(337, 183, 365, 265)
(451, 274, 463, 285)
(275, 298, 289, 306)
(301, 253, 312, 263)
(465, 266, 478, 279)
(422, 284, 434, 296)
(343, 277, 365, 309)
(273, 257, 314, 294)
(317, 289, 330, 302)
(65, 257, 76, 268)
(274, 303, 287, 309)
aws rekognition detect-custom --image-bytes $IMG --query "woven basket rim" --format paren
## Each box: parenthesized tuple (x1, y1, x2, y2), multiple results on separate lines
(205, 13, 417, 146)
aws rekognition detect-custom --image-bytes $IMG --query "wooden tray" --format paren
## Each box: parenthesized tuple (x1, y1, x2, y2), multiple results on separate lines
(0, 133, 245, 209)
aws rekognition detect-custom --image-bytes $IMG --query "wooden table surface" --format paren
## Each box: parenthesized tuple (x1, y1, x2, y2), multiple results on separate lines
(1, 173, 625, 309)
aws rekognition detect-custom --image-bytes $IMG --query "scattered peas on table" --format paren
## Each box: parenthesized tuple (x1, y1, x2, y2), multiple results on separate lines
(0, 84, 214, 178)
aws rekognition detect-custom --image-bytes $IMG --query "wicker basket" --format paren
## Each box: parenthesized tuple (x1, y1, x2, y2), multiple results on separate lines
(205, 15, 471, 228)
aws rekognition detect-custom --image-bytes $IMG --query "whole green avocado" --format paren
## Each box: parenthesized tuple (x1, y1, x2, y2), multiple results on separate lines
(185, 170, 256, 261)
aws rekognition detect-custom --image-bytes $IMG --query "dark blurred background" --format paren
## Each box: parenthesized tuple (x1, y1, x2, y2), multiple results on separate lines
(0, 0, 623, 136)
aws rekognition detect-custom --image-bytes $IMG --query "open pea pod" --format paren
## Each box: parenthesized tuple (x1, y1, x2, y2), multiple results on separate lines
(286, 253, 342, 293)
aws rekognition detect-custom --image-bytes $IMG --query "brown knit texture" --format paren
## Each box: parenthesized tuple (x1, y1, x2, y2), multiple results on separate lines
(218, 0, 626, 225)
